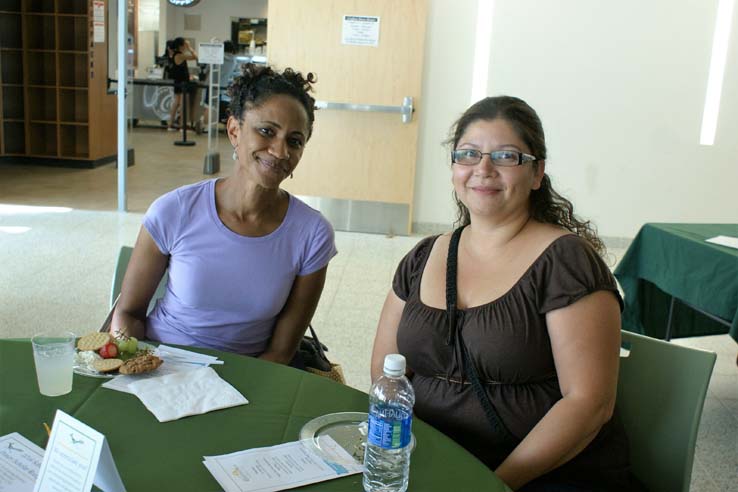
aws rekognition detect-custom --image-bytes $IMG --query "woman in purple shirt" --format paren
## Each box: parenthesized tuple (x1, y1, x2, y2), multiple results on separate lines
(112, 64, 336, 365)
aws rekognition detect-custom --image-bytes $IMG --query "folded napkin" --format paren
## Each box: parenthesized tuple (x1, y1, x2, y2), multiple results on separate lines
(127, 366, 248, 422)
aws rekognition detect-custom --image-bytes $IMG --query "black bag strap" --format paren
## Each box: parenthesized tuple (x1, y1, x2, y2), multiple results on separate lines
(305, 324, 328, 360)
(446, 226, 516, 445)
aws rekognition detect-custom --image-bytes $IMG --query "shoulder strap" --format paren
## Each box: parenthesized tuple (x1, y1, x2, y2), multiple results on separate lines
(446, 226, 516, 445)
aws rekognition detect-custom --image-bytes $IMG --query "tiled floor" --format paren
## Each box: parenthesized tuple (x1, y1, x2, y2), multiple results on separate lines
(1, 127, 736, 490)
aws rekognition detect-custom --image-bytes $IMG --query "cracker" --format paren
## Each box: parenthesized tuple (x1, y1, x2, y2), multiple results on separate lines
(93, 358, 123, 373)
(77, 332, 111, 351)
(119, 354, 163, 375)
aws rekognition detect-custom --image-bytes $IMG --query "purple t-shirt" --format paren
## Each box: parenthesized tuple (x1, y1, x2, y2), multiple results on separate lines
(142, 179, 337, 355)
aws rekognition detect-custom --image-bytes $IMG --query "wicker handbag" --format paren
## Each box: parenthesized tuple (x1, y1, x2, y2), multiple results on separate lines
(299, 325, 346, 384)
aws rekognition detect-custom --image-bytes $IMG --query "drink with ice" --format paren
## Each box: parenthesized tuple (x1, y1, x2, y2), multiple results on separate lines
(32, 333, 75, 396)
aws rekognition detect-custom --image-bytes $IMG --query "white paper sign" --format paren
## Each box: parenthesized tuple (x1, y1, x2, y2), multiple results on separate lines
(93, 21, 105, 43)
(33, 410, 125, 492)
(93, 1, 104, 21)
(342, 15, 380, 47)
(0, 433, 44, 492)
(203, 436, 362, 492)
(705, 235, 738, 250)
(199, 42, 225, 65)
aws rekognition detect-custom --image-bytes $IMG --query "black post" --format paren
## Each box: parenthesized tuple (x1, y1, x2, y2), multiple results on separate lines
(174, 81, 196, 146)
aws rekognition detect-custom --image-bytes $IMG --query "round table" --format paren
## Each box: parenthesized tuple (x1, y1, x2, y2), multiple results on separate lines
(0, 339, 505, 491)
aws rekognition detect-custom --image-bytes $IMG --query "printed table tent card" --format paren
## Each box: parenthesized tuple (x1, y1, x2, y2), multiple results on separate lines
(33, 410, 125, 492)
(0, 432, 44, 492)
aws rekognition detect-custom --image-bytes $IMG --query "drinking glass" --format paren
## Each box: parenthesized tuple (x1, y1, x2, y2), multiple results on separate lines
(31, 332, 75, 396)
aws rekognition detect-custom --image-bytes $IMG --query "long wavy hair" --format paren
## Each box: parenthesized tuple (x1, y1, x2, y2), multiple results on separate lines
(228, 63, 317, 139)
(447, 96, 606, 256)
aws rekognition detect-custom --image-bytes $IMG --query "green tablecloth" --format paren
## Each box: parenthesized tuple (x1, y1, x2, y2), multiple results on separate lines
(614, 223, 738, 341)
(0, 339, 504, 491)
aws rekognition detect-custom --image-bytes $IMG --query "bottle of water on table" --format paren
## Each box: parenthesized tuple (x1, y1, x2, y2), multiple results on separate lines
(363, 354, 415, 492)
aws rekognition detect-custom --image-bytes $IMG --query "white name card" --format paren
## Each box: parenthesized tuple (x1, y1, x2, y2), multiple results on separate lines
(33, 410, 125, 492)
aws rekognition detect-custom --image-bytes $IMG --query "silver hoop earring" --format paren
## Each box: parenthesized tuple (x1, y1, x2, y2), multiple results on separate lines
(232, 148, 237, 161)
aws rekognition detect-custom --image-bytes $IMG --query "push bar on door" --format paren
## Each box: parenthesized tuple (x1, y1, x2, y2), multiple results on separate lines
(314, 96, 414, 123)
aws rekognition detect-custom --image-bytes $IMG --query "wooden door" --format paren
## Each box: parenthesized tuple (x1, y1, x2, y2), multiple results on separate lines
(268, 0, 427, 235)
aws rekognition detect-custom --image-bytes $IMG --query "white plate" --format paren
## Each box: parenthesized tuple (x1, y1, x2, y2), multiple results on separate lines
(73, 341, 155, 379)
(299, 411, 415, 464)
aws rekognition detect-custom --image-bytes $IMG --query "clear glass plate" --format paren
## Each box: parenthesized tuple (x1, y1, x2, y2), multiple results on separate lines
(299, 411, 415, 464)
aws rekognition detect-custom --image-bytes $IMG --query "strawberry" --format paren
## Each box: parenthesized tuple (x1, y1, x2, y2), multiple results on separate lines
(98, 342, 118, 359)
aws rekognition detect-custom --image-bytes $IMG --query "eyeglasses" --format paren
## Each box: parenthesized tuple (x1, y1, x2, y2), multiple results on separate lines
(451, 149, 537, 167)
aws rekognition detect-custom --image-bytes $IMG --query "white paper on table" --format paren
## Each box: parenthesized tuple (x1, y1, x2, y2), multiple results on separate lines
(155, 345, 224, 364)
(127, 366, 248, 422)
(705, 235, 738, 250)
(0, 432, 44, 492)
(101, 359, 205, 394)
(203, 435, 362, 492)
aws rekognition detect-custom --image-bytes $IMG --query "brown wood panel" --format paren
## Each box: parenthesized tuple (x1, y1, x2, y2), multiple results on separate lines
(87, 0, 116, 160)
(268, 0, 427, 223)
(287, 109, 419, 205)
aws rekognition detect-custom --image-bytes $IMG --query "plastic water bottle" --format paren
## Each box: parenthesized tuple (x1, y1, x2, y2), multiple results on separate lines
(363, 354, 415, 492)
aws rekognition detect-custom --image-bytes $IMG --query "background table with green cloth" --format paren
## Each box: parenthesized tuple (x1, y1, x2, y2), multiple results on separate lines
(614, 223, 738, 342)
(0, 339, 505, 491)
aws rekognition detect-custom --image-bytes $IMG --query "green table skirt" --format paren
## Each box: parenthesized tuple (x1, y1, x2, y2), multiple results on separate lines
(615, 223, 738, 341)
(0, 339, 503, 491)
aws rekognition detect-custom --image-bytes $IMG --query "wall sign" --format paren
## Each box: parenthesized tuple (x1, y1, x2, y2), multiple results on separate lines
(168, 0, 201, 6)
(341, 15, 380, 47)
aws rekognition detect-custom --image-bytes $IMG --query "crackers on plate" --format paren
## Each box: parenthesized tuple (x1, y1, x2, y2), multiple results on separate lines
(92, 358, 123, 373)
(77, 332, 111, 351)
(119, 354, 163, 375)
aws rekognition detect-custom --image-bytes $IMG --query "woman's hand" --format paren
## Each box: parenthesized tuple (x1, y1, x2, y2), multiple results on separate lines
(259, 267, 328, 365)
(494, 290, 621, 490)
(111, 227, 168, 340)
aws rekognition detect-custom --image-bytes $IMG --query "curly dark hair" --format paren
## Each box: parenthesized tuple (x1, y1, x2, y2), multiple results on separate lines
(447, 96, 606, 256)
(228, 63, 317, 138)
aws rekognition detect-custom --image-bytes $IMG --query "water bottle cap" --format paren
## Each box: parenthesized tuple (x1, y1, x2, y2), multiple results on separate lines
(383, 354, 406, 376)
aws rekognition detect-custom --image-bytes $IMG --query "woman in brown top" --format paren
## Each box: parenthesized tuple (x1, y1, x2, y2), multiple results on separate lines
(371, 96, 644, 491)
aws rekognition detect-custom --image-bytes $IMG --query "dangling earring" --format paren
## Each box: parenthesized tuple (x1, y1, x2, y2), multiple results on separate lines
(232, 147, 237, 161)
(290, 173, 294, 179)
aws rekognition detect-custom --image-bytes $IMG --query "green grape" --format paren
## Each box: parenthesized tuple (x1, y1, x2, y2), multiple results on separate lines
(114, 337, 126, 351)
(126, 337, 138, 354)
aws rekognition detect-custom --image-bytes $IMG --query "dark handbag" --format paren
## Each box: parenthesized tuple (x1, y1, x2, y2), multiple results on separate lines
(299, 325, 345, 384)
(446, 226, 517, 448)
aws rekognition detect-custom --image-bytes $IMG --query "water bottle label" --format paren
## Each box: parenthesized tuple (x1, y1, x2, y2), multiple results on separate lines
(367, 403, 412, 449)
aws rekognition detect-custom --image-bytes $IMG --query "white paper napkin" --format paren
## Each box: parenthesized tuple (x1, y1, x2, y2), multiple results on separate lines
(127, 366, 248, 422)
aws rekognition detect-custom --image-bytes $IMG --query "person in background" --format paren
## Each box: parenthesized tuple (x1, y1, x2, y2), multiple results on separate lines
(112, 63, 336, 367)
(158, 40, 175, 79)
(167, 37, 197, 131)
(370, 96, 647, 491)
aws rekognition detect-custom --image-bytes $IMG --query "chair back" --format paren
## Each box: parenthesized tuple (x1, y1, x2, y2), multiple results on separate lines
(618, 330, 716, 492)
(111, 246, 168, 314)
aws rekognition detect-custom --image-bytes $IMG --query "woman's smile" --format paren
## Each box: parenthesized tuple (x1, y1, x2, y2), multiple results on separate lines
(469, 184, 503, 195)
(256, 155, 290, 176)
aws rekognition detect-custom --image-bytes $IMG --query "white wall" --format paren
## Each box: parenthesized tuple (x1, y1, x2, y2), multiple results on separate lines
(414, 0, 738, 238)
(164, 0, 267, 47)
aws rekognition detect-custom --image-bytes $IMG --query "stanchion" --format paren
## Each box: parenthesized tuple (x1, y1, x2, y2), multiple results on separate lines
(174, 81, 196, 147)
(203, 58, 221, 174)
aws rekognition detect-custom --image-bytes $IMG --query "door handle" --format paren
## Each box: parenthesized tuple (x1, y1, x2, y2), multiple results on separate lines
(315, 96, 414, 123)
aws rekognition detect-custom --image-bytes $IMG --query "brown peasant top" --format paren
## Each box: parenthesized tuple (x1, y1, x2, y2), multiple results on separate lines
(393, 234, 636, 490)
